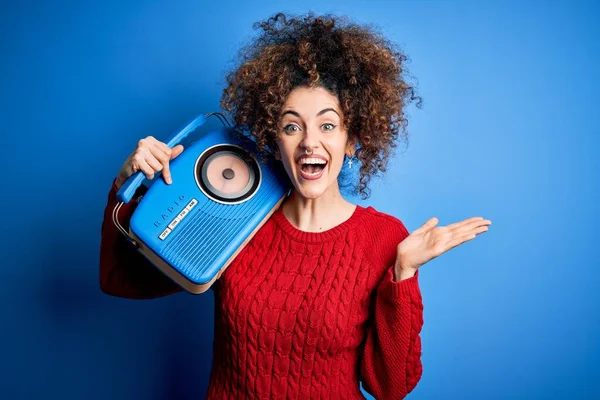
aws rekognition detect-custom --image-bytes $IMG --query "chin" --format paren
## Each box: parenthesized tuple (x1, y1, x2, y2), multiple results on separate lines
(296, 185, 327, 199)
(295, 178, 329, 200)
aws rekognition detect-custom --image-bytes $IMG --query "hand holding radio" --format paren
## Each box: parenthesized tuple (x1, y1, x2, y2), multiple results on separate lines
(115, 136, 185, 190)
(109, 115, 290, 294)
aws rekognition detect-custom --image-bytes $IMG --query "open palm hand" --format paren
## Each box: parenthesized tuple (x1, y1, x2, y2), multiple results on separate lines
(396, 216, 492, 273)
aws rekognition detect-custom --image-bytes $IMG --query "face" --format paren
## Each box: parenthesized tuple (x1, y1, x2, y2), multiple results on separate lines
(275, 86, 355, 199)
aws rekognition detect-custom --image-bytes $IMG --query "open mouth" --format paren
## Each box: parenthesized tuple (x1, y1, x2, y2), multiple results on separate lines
(297, 157, 328, 179)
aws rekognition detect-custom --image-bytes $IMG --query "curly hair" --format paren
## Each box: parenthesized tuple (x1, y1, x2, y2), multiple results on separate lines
(220, 12, 421, 198)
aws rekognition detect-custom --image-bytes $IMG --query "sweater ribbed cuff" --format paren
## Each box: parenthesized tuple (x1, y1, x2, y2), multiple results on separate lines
(381, 266, 420, 300)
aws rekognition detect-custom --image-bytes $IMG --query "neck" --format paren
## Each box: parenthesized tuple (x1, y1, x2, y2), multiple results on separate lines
(281, 182, 355, 233)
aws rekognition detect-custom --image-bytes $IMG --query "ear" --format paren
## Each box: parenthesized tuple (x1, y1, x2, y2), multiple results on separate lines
(274, 149, 281, 161)
(345, 136, 357, 157)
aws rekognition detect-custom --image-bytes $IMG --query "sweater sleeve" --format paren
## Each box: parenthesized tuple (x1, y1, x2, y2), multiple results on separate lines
(360, 266, 424, 399)
(359, 213, 424, 399)
(99, 178, 183, 299)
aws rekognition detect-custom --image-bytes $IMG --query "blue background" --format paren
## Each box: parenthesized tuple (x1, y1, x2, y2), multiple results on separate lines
(1, 0, 598, 399)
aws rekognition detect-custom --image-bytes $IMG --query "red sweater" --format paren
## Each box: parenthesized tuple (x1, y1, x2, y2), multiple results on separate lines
(100, 180, 424, 399)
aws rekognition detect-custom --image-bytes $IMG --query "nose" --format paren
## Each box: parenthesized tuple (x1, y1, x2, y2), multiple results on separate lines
(299, 125, 321, 153)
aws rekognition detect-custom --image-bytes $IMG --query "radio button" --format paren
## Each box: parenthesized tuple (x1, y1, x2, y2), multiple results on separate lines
(178, 208, 188, 219)
(159, 228, 172, 240)
(186, 198, 198, 210)
(168, 217, 181, 230)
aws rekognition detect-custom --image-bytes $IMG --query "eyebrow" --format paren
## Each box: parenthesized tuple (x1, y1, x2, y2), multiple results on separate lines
(317, 108, 340, 117)
(281, 108, 341, 119)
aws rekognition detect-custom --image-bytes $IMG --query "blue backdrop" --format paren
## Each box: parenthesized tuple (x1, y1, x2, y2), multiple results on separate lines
(2, 0, 598, 399)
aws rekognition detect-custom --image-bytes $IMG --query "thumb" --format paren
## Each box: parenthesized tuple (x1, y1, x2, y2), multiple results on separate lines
(170, 144, 184, 159)
(415, 217, 439, 233)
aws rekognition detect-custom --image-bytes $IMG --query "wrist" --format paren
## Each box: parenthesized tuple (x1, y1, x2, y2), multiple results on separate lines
(114, 175, 126, 190)
(394, 265, 418, 281)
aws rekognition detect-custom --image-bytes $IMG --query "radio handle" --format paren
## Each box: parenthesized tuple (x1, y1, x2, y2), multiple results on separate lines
(116, 114, 209, 203)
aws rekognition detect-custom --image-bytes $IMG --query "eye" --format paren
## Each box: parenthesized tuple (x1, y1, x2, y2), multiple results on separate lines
(283, 124, 301, 134)
(321, 123, 336, 131)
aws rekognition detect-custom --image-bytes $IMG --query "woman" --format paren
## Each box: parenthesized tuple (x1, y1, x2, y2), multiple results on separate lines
(99, 13, 491, 399)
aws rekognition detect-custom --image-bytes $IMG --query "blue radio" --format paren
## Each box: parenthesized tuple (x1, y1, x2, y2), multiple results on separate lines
(113, 113, 291, 294)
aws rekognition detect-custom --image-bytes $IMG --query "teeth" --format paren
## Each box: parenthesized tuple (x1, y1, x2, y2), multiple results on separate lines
(303, 169, 322, 176)
(299, 157, 327, 165)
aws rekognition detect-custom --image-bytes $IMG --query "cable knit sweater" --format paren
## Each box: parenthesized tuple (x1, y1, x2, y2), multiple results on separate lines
(99, 180, 424, 399)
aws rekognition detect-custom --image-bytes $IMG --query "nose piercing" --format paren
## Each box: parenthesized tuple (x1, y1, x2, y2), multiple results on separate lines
(305, 147, 314, 156)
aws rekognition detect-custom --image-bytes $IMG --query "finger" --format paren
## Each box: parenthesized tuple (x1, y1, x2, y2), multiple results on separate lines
(162, 159, 173, 184)
(465, 224, 490, 237)
(171, 144, 184, 159)
(143, 136, 172, 158)
(449, 217, 492, 234)
(140, 147, 163, 172)
(446, 217, 485, 230)
(445, 226, 489, 251)
(413, 217, 439, 234)
(159, 145, 184, 183)
(137, 136, 156, 151)
(443, 234, 475, 253)
(152, 143, 184, 184)
(154, 141, 184, 160)
(155, 142, 184, 160)
(450, 225, 489, 243)
(453, 220, 491, 236)
(148, 144, 173, 184)
(134, 156, 156, 180)
(146, 144, 170, 166)
(155, 140, 174, 157)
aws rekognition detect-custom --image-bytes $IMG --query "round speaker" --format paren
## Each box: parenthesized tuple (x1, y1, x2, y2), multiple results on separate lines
(194, 144, 261, 204)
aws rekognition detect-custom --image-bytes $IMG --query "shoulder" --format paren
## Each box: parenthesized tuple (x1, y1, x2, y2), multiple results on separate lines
(358, 205, 410, 270)
(360, 205, 410, 243)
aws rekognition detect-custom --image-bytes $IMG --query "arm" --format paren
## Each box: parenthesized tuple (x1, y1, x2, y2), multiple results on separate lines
(360, 266, 424, 399)
(359, 210, 491, 398)
(99, 178, 182, 299)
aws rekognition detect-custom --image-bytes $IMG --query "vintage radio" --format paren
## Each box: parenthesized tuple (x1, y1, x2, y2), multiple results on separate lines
(113, 113, 290, 293)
